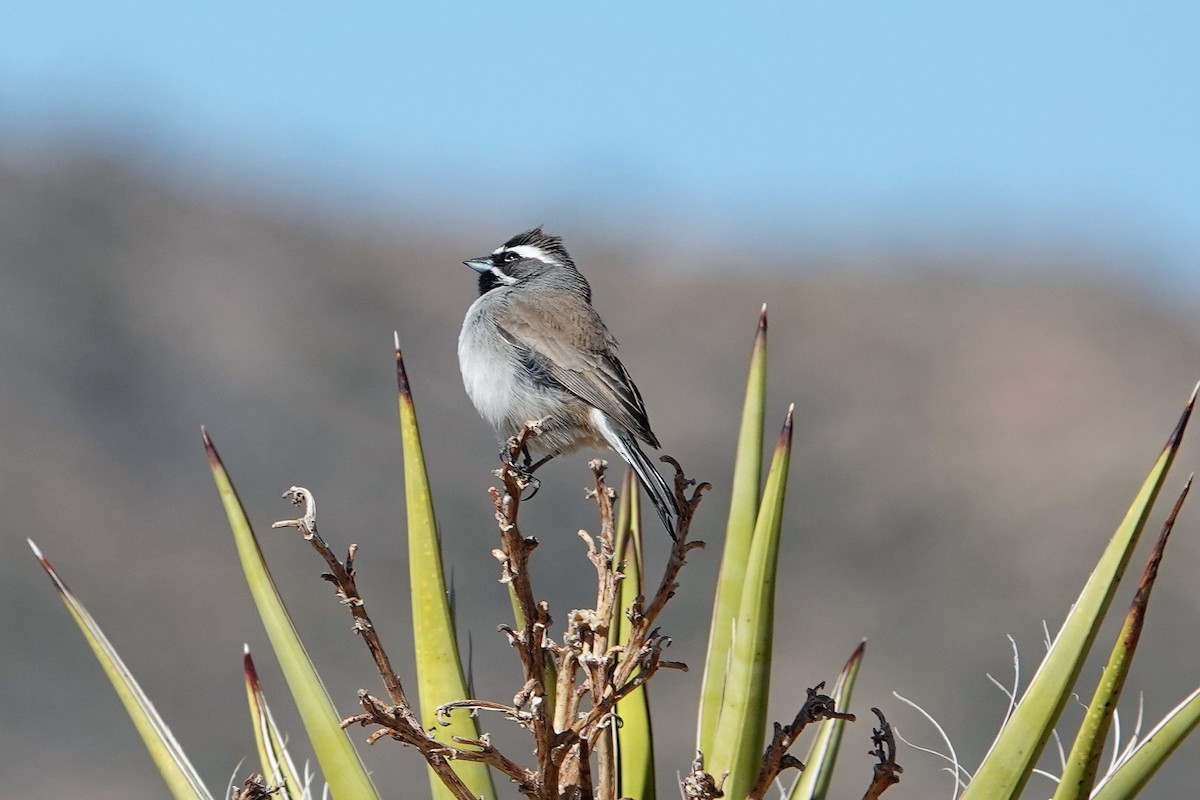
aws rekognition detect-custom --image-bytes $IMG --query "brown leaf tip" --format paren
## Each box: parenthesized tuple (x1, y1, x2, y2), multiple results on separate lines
(394, 333, 412, 399)
(28, 539, 69, 595)
(778, 403, 795, 447)
(243, 645, 261, 685)
(201, 426, 222, 467)
(1165, 381, 1197, 451)
(758, 303, 768, 334)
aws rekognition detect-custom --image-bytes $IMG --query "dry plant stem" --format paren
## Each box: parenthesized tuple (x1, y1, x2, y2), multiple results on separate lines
(348, 692, 535, 799)
(746, 683, 856, 800)
(272, 487, 483, 800)
(493, 425, 562, 797)
(861, 707, 902, 800)
(599, 456, 706, 701)
(451, 734, 533, 788)
(273, 487, 412, 714)
(489, 429, 707, 800)
(232, 773, 273, 800)
(682, 752, 728, 799)
(582, 459, 620, 800)
(567, 457, 707, 796)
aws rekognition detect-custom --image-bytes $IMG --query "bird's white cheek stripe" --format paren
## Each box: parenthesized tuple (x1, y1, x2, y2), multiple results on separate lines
(490, 266, 518, 285)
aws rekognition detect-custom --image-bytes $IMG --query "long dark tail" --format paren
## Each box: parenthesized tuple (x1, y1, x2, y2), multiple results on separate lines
(595, 413, 680, 538)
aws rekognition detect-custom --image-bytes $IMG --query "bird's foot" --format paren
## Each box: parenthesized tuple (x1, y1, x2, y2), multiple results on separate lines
(499, 445, 543, 500)
(519, 476, 542, 501)
(524, 452, 558, 473)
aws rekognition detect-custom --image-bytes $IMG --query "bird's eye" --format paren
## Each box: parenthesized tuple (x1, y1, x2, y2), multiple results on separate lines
(503, 252, 520, 263)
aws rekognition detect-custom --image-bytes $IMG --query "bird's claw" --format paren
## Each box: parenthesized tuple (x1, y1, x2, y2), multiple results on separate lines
(498, 448, 543, 500)
(507, 465, 542, 501)
(520, 476, 541, 501)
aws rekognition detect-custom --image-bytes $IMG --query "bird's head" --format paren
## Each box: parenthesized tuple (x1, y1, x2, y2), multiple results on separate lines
(463, 227, 589, 299)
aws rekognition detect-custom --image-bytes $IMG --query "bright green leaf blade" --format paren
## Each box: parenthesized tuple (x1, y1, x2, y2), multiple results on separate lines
(613, 470, 655, 800)
(789, 641, 866, 800)
(612, 468, 641, 621)
(244, 646, 305, 800)
(204, 429, 380, 800)
(29, 540, 215, 800)
(962, 386, 1195, 799)
(698, 306, 768, 756)
(710, 404, 794, 800)
(396, 341, 497, 800)
(1054, 478, 1190, 800)
(1090, 685, 1200, 800)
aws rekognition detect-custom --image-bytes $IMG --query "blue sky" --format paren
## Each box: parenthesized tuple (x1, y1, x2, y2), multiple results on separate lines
(3, 3, 1199, 286)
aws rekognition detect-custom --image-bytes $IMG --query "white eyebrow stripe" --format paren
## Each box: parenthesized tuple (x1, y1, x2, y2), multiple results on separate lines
(507, 244, 561, 265)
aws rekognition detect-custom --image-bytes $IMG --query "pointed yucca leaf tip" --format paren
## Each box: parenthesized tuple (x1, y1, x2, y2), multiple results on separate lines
(394, 331, 412, 400)
(200, 425, 222, 469)
(757, 303, 768, 337)
(1135, 474, 1192, 603)
(28, 539, 70, 596)
(846, 639, 866, 668)
(777, 402, 795, 448)
(1164, 380, 1199, 451)
(243, 644, 260, 686)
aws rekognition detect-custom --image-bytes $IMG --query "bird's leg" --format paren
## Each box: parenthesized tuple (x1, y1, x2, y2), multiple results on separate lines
(500, 443, 543, 500)
(515, 450, 563, 500)
(525, 452, 559, 473)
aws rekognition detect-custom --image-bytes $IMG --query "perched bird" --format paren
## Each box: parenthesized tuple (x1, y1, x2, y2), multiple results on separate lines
(457, 227, 680, 537)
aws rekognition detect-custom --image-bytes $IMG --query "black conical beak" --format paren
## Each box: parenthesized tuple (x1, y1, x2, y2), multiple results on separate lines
(463, 257, 491, 273)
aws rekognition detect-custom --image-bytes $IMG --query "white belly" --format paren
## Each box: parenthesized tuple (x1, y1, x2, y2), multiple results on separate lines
(458, 296, 559, 440)
(459, 304, 517, 430)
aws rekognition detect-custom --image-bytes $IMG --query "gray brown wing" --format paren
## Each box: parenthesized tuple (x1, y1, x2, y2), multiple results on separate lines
(495, 290, 660, 448)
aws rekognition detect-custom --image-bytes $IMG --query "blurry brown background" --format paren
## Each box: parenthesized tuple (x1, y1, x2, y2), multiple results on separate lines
(3, 152, 1198, 799)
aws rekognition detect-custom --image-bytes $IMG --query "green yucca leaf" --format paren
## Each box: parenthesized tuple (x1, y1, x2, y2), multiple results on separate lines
(789, 641, 866, 800)
(204, 429, 380, 800)
(709, 404, 795, 800)
(613, 469, 655, 800)
(962, 385, 1195, 799)
(29, 540, 215, 800)
(1053, 477, 1191, 800)
(243, 646, 305, 800)
(395, 338, 496, 800)
(1090, 685, 1200, 800)
(698, 305, 768, 756)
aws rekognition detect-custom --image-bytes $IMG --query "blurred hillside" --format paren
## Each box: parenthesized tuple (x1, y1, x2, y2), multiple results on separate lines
(3, 152, 1200, 799)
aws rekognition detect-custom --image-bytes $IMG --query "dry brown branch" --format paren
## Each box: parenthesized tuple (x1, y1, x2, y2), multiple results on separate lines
(450, 733, 538, 791)
(490, 424, 562, 796)
(682, 751, 728, 799)
(486, 427, 707, 799)
(747, 682, 856, 799)
(342, 690, 533, 800)
(272, 487, 485, 800)
(231, 774, 276, 800)
(580, 459, 620, 800)
(861, 707, 903, 800)
(272, 487, 413, 715)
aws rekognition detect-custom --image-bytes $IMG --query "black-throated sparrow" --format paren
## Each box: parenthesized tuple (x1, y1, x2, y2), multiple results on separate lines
(458, 227, 680, 538)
